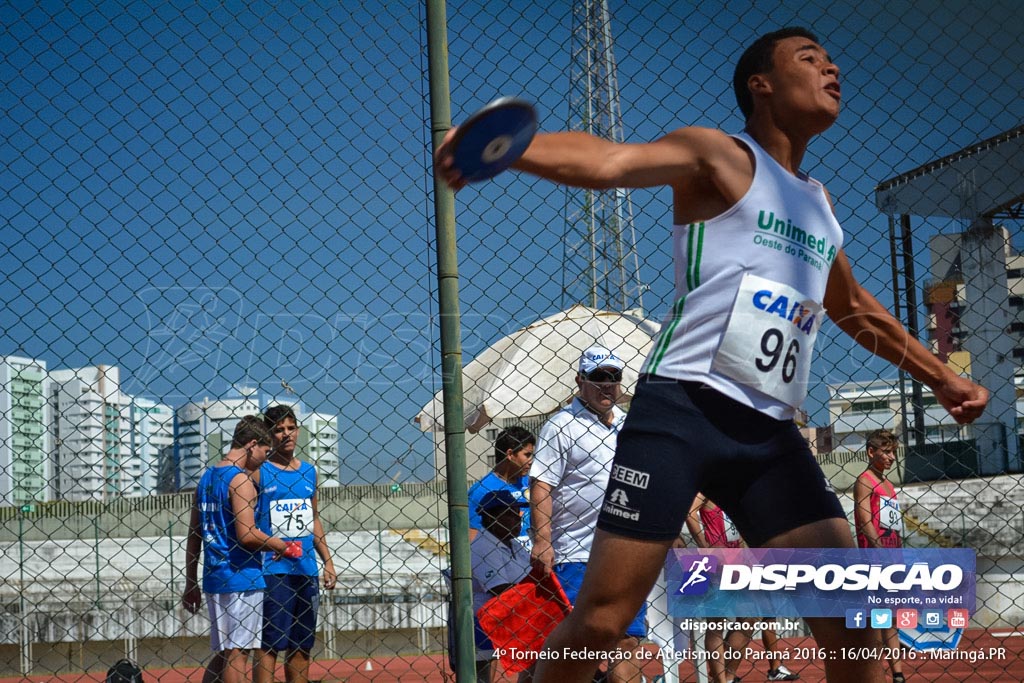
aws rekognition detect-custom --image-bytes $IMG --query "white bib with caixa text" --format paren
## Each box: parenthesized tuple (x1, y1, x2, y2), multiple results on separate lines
(711, 272, 824, 408)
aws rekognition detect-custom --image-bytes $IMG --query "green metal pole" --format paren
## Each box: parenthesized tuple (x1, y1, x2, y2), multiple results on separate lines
(378, 520, 385, 598)
(18, 511, 27, 675)
(424, 2, 475, 681)
(169, 519, 174, 592)
(94, 515, 101, 609)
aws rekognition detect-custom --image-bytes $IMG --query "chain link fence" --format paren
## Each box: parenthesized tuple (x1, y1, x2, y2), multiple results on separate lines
(1, 0, 1023, 681)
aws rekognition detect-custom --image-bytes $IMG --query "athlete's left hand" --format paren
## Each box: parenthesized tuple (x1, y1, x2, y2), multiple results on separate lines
(182, 584, 201, 614)
(934, 374, 989, 424)
(322, 563, 337, 590)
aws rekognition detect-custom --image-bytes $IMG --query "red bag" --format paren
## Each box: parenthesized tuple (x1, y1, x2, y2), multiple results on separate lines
(477, 571, 572, 674)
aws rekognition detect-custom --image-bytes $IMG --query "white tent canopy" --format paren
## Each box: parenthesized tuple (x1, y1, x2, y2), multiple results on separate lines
(416, 304, 661, 433)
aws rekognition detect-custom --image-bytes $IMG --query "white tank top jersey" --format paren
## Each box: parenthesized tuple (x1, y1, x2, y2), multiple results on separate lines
(641, 131, 844, 419)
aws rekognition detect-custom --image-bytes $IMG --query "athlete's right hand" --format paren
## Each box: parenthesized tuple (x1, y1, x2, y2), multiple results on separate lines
(182, 584, 201, 614)
(433, 126, 467, 192)
(282, 541, 303, 559)
(530, 539, 555, 577)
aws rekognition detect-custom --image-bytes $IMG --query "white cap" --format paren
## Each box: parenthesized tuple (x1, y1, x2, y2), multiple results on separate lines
(578, 346, 625, 375)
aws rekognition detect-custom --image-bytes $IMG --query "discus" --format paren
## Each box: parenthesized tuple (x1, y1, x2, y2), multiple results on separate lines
(449, 97, 538, 183)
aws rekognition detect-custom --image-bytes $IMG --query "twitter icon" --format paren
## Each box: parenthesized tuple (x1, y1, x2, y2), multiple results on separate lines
(870, 609, 893, 629)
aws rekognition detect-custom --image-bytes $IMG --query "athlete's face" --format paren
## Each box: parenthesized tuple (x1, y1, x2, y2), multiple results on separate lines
(271, 417, 300, 458)
(245, 442, 272, 471)
(576, 368, 623, 415)
(757, 37, 841, 133)
(868, 444, 896, 472)
(506, 442, 534, 477)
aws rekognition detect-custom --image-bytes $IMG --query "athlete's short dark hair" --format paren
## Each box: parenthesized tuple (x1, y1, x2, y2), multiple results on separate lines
(733, 27, 820, 120)
(263, 404, 298, 429)
(231, 415, 272, 448)
(493, 426, 535, 463)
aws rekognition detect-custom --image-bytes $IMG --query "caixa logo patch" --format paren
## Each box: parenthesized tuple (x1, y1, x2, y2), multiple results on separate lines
(677, 555, 719, 596)
(751, 289, 817, 335)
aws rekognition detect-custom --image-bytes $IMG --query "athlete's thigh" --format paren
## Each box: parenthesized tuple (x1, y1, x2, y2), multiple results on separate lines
(706, 425, 844, 547)
(572, 530, 673, 623)
(596, 377, 707, 542)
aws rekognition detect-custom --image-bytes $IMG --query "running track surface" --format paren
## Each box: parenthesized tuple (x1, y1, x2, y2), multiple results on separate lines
(2, 630, 1022, 682)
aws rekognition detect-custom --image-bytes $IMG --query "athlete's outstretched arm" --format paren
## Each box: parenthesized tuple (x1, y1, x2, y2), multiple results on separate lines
(824, 249, 988, 424)
(435, 125, 730, 192)
(510, 128, 717, 190)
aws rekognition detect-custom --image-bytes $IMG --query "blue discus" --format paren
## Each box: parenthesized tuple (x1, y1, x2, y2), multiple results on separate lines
(450, 97, 538, 183)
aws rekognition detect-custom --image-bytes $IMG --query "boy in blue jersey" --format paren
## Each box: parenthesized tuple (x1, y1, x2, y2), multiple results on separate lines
(467, 426, 535, 543)
(254, 405, 337, 683)
(183, 416, 300, 683)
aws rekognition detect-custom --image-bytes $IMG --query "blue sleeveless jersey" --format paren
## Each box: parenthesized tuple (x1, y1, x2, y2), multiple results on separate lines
(258, 460, 319, 576)
(197, 465, 265, 593)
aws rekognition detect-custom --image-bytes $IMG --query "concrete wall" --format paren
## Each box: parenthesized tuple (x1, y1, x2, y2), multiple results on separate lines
(0, 628, 448, 678)
(0, 482, 451, 543)
(899, 474, 1024, 554)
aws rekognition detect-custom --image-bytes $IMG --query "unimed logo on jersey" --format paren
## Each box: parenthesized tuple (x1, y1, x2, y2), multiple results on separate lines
(602, 488, 639, 521)
(755, 208, 838, 266)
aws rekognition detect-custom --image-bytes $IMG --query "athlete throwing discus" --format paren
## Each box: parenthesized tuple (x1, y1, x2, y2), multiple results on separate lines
(435, 27, 988, 683)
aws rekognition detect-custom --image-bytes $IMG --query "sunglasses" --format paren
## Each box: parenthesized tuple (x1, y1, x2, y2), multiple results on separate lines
(584, 369, 622, 384)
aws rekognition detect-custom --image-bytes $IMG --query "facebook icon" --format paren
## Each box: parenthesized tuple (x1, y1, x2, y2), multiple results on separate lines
(845, 609, 867, 629)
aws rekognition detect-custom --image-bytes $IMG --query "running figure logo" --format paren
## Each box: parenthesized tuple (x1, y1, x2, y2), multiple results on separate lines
(677, 555, 718, 596)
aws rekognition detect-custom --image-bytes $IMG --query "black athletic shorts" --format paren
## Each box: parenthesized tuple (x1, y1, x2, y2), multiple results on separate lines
(596, 375, 844, 547)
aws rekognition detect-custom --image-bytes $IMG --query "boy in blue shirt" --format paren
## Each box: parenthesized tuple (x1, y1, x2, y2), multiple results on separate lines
(183, 416, 300, 683)
(467, 426, 534, 544)
(254, 405, 337, 683)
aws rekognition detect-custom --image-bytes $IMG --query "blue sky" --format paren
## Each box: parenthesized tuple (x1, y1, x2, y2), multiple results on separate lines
(1, 1, 1022, 482)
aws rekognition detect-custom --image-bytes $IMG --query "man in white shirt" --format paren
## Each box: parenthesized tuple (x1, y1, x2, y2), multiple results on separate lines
(530, 346, 647, 683)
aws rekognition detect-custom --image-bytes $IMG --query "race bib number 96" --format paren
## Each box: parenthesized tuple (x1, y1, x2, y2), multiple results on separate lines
(270, 498, 314, 538)
(712, 273, 823, 408)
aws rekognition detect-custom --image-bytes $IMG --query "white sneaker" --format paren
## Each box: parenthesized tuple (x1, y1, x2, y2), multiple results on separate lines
(767, 665, 800, 681)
